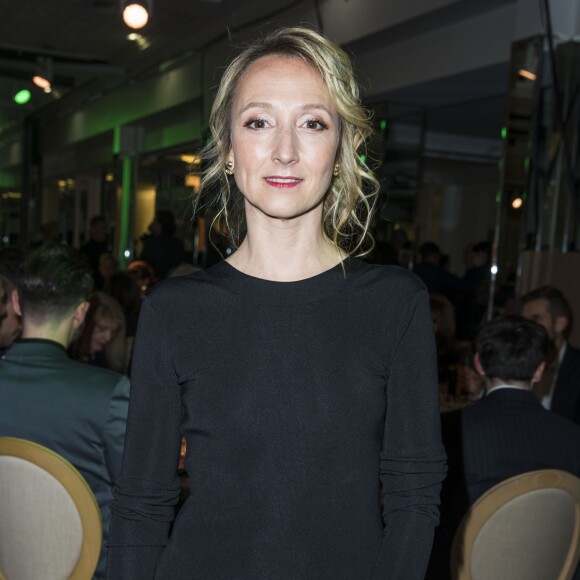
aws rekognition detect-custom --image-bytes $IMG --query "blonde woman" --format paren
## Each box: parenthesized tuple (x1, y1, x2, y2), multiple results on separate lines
(108, 27, 445, 579)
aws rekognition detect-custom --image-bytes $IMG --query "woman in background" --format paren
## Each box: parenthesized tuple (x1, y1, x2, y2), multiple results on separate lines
(108, 27, 446, 579)
(70, 291, 126, 374)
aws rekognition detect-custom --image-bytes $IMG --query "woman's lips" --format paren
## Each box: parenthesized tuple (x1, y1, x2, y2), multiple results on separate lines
(264, 176, 302, 188)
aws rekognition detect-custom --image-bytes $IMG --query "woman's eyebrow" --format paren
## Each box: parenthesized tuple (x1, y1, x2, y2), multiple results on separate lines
(238, 102, 333, 116)
(298, 104, 333, 116)
(239, 101, 272, 114)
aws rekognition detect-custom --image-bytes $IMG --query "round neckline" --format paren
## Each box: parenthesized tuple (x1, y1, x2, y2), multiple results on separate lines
(210, 257, 354, 304)
(221, 257, 347, 283)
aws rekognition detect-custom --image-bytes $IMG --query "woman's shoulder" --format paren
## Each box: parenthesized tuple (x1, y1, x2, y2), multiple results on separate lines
(348, 258, 427, 297)
(142, 266, 225, 309)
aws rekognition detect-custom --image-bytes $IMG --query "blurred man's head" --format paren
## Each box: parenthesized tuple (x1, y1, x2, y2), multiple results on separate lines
(521, 286, 571, 350)
(16, 245, 94, 345)
(419, 242, 441, 266)
(474, 315, 549, 388)
(89, 216, 108, 244)
(471, 241, 491, 268)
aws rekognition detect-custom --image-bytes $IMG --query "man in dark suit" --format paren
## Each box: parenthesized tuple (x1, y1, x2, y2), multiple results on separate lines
(0, 244, 130, 579)
(80, 215, 111, 289)
(521, 285, 580, 425)
(427, 315, 580, 579)
(413, 241, 466, 300)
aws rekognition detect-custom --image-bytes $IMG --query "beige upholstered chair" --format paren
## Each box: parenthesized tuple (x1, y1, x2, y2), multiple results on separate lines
(0, 437, 102, 580)
(451, 469, 580, 580)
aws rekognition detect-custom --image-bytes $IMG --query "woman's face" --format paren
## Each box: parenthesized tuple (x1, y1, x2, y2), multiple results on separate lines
(90, 317, 119, 353)
(228, 55, 340, 222)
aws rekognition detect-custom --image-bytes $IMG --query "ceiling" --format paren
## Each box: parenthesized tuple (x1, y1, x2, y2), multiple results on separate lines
(0, 0, 305, 133)
(0, 0, 509, 147)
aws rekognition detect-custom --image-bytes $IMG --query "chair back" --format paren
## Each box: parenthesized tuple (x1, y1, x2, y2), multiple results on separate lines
(451, 469, 580, 580)
(0, 437, 102, 580)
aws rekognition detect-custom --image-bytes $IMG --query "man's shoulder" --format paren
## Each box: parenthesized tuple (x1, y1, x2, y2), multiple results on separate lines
(562, 344, 580, 369)
(66, 358, 128, 392)
(1, 351, 127, 394)
(464, 388, 580, 436)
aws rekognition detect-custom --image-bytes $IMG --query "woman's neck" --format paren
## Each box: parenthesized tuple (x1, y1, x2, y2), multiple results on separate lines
(226, 209, 345, 282)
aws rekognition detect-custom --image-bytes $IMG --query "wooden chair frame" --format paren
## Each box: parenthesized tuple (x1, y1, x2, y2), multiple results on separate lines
(0, 437, 102, 580)
(451, 469, 580, 580)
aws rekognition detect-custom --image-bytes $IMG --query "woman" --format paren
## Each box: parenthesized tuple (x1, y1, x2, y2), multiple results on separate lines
(108, 27, 446, 579)
(70, 291, 126, 374)
(106, 272, 142, 370)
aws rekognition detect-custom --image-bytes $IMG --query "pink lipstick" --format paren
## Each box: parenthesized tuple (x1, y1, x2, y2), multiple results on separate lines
(264, 176, 302, 188)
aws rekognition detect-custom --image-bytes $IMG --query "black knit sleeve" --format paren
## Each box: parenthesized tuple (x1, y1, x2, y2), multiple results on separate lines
(372, 287, 447, 579)
(106, 295, 182, 579)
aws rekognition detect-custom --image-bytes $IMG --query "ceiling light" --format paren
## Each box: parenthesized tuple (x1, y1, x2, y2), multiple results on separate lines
(121, 0, 152, 29)
(127, 31, 151, 50)
(14, 89, 31, 105)
(518, 69, 537, 81)
(32, 57, 52, 91)
(511, 197, 523, 209)
(180, 154, 201, 164)
(32, 75, 50, 90)
(186, 174, 201, 190)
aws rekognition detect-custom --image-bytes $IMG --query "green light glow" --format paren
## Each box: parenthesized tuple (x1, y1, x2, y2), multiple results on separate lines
(495, 191, 501, 203)
(524, 157, 530, 171)
(501, 127, 507, 139)
(359, 154, 367, 165)
(118, 157, 133, 269)
(14, 89, 31, 105)
(380, 119, 387, 131)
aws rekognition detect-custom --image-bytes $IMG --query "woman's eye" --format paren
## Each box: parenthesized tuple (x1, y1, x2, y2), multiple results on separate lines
(244, 118, 267, 129)
(304, 119, 327, 130)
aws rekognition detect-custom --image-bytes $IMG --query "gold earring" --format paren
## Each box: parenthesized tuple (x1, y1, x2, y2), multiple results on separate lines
(333, 164, 340, 177)
(225, 161, 234, 175)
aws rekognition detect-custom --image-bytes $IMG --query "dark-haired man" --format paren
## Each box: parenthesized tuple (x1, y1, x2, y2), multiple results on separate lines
(0, 244, 129, 579)
(81, 215, 111, 288)
(413, 242, 465, 300)
(521, 285, 580, 424)
(139, 209, 186, 279)
(427, 315, 580, 579)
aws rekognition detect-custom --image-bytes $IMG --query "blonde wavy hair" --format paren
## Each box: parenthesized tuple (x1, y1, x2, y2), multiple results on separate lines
(196, 26, 379, 256)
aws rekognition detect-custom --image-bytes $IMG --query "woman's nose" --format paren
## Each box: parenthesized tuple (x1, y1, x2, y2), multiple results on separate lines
(271, 126, 299, 165)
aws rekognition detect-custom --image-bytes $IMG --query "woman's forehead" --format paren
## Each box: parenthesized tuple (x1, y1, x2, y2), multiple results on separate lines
(233, 55, 334, 110)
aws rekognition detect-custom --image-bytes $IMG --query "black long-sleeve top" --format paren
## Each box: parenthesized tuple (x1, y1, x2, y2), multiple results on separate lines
(107, 257, 446, 579)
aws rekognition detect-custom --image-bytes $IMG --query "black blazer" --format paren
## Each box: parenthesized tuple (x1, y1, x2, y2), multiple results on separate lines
(553, 344, 580, 425)
(427, 388, 580, 580)
(0, 339, 130, 579)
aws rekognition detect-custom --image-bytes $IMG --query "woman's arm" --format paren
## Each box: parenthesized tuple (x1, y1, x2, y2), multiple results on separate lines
(373, 288, 447, 579)
(107, 296, 182, 579)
